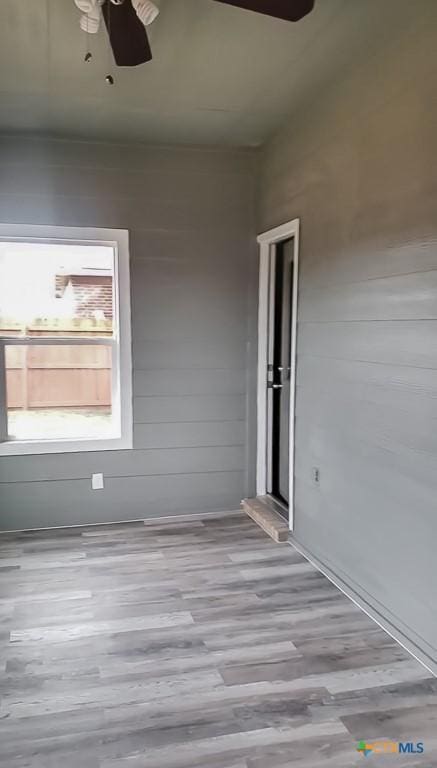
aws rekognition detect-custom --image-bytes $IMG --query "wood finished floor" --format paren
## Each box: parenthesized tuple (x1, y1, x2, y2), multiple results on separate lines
(0, 512, 436, 767)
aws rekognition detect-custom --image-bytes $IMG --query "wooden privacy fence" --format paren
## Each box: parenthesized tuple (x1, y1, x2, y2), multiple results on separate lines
(2, 319, 113, 410)
(6, 345, 112, 410)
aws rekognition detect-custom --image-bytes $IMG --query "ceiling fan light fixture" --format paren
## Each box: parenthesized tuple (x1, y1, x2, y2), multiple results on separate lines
(74, 0, 100, 12)
(79, 12, 101, 33)
(75, 0, 104, 33)
(131, 0, 159, 27)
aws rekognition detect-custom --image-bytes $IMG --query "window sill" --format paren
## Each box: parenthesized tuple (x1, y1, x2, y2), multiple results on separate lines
(0, 435, 133, 457)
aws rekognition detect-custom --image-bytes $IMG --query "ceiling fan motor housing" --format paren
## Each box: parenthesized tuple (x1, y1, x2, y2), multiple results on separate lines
(76, 0, 315, 72)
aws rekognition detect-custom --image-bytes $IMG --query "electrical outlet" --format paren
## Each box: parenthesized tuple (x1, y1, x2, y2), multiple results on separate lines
(312, 467, 320, 485)
(92, 473, 104, 490)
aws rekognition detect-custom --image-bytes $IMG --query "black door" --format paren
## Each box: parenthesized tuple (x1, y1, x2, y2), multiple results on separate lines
(270, 238, 294, 515)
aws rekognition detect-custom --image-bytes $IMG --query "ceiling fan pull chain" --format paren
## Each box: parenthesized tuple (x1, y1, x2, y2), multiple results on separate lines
(105, 1, 115, 84)
(84, 9, 92, 61)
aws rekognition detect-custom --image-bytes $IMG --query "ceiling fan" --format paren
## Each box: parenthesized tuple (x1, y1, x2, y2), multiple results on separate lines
(75, 0, 315, 69)
(214, 1, 314, 23)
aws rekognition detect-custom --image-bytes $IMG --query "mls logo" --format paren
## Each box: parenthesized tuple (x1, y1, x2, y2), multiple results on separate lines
(357, 741, 373, 757)
(357, 740, 425, 757)
(399, 742, 425, 754)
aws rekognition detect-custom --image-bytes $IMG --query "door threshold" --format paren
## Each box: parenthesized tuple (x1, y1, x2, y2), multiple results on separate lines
(242, 496, 289, 543)
(265, 493, 289, 520)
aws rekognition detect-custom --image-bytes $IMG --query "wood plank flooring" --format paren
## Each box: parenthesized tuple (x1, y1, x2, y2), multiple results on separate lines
(0, 512, 436, 767)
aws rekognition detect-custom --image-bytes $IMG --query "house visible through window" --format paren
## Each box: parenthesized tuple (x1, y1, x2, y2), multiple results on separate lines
(0, 225, 132, 455)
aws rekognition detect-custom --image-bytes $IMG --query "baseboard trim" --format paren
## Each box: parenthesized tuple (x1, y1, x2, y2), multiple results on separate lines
(288, 534, 437, 679)
(0, 508, 243, 534)
(143, 509, 243, 526)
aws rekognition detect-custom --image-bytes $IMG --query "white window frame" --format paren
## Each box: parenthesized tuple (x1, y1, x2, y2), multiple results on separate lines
(0, 224, 133, 456)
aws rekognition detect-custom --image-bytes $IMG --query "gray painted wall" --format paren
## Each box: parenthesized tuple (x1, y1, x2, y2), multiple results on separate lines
(259, 2, 437, 666)
(0, 137, 257, 530)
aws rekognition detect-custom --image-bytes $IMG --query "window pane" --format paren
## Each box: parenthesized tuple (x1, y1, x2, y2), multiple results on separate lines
(0, 242, 114, 338)
(5, 345, 115, 441)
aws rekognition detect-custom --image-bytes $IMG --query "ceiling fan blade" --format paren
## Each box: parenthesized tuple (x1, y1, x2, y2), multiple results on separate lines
(102, 0, 152, 67)
(213, 0, 315, 22)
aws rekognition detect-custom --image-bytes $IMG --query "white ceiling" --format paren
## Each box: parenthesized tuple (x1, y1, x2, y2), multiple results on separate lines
(0, 0, 418, 146)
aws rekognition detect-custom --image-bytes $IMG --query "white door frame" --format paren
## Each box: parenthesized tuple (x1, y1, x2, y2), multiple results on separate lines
(256, 218, 300, 531)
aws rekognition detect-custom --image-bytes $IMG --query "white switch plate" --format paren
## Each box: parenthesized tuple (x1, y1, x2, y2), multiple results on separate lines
(92, 473, 104, 490)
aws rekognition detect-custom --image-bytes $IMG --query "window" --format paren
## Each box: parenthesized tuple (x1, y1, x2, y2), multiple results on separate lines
(0, 225, 132, 455)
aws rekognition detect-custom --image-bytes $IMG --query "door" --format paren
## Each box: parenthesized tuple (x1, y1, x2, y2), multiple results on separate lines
(267, 238, 295, 516)
(256, 218, 299, 531)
